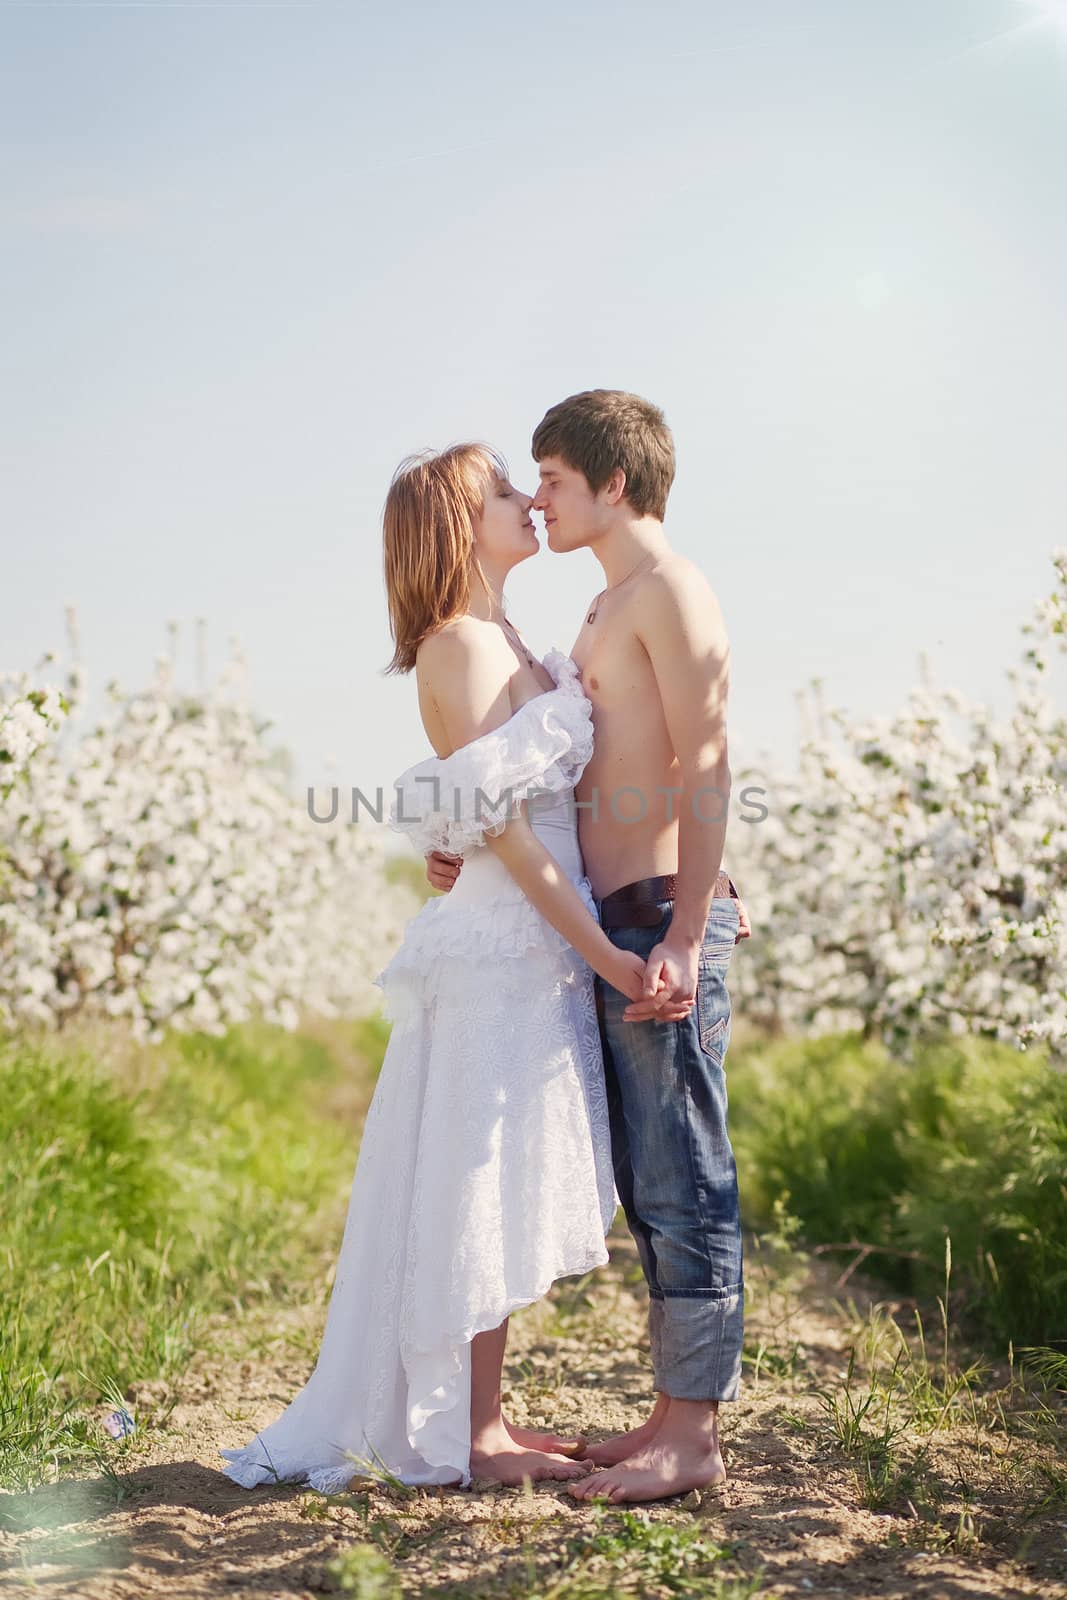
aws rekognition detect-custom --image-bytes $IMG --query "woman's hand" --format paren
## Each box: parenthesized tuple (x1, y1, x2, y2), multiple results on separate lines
(596, 946, 657, 1003)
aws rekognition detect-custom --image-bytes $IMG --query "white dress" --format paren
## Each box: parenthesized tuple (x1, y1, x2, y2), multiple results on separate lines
(219, 649, 616, 1493)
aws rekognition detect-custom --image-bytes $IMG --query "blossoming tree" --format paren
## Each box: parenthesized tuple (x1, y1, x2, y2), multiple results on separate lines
(5, 561, 1064, 1060)
(728, 551, 1067, 1061)
(0, 621, 411, 1042)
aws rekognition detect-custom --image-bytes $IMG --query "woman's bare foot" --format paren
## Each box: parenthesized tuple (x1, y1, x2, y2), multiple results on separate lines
(504, 1419, 588, 1458)
(583, 1393, 669, 1466)
(470, 1425, 590, 1485)
(468, 1318, 589, 1482)
(568, 1435, 726, 1503)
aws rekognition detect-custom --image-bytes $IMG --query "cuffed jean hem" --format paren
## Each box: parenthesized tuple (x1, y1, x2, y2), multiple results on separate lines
(648, 1284, 744, 1402)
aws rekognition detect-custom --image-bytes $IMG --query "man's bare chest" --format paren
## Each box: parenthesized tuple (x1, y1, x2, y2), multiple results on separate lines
(570, 620, 655, 714)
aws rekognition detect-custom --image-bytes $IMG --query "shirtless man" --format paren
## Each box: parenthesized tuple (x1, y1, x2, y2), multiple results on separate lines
(426, 389, 749, 1503)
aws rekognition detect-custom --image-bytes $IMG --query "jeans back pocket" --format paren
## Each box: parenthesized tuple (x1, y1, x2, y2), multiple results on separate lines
(696, 900, 738, 1063)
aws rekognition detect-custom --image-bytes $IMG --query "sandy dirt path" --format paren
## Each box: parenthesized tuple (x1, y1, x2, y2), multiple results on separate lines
(2, 1230, 1064, 1599)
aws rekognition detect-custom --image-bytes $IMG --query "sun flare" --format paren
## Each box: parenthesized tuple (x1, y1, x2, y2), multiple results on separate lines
(961, 0, 1067, 57)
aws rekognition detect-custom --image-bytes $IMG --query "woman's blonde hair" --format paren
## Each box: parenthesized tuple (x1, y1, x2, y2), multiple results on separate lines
(382, 443, 505, 675)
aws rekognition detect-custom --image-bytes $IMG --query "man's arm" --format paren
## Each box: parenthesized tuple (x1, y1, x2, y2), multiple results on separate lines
(425, 848, 462, 893)
(628, 560, 731, 1013)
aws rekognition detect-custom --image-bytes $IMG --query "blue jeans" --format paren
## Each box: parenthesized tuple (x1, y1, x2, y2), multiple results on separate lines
(594, 893, 743, 1402)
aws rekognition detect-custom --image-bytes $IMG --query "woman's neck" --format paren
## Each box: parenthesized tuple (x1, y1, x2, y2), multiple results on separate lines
(465, 565, 509, 623)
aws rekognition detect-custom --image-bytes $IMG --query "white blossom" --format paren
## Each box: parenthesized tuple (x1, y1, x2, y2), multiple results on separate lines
(729, 551, 1067, 1062)
(0, 641, 415, 1040)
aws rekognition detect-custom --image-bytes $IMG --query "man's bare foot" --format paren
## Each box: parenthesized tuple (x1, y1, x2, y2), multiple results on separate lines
(470, 1425, 590, 1485)
(568, 1436, 726, 1503)
(583, 1393, 669, 1466)
(504, 1419, 588, 1458)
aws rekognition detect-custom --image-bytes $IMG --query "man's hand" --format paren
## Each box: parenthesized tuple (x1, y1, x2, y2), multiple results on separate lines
(622, 938, 699, 1023)
(622, 896, 749, 1021)
(426, 850, 463, 893)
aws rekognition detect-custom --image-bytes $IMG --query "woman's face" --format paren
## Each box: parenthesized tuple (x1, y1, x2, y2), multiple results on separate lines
(472, 472, 538, 570)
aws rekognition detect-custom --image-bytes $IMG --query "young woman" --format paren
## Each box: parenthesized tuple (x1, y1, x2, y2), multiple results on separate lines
(220, 444, 654, 1493)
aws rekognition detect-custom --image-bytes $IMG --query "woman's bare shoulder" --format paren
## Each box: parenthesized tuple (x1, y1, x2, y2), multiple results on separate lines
(416, 616, 504, 683)
(415, 617, 513, 752)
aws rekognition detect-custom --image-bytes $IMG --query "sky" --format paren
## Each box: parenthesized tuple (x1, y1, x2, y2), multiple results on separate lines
(2, 0, 1065, 816)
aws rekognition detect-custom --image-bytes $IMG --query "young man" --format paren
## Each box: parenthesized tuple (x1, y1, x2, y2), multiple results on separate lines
(426, 390, 749, 1503)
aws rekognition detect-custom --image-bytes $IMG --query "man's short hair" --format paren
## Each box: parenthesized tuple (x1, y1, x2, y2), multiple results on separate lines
(531, 389, 676, 520)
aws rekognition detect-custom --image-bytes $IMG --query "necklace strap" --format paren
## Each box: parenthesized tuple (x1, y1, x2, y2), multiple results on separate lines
(494, 614, 536, 663)
(587, 552, 657, 622)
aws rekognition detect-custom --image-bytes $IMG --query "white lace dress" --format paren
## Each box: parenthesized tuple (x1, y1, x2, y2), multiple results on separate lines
(219, 649, 616, 1493)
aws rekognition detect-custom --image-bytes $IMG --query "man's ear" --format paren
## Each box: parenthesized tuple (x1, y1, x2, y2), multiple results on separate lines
(603, 468, 627, 507)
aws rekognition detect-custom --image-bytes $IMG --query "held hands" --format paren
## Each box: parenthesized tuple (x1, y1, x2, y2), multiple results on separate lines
(601, 947, 665, 1005)
(618, 898, 751, 1022)
(601, 941, 696, 1021)
(424, 851, 738, 1022)
(621, 938, 699, 1024)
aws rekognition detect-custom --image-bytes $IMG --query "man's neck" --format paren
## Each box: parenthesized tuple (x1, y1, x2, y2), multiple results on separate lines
(592, 517, 670, 588)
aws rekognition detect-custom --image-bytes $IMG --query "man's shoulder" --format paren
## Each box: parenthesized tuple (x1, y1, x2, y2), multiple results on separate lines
(628, 552, 727, 662)
(639, 551, 718, 610)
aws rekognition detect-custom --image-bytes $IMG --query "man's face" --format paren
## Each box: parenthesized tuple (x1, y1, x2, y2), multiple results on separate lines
(531, 455, 601, 552)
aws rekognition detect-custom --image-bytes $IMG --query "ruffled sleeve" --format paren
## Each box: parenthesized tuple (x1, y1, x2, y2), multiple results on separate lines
(388, 649, 593, 858)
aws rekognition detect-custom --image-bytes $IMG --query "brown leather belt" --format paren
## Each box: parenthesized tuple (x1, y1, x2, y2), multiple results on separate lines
(598, 870, 738, 928)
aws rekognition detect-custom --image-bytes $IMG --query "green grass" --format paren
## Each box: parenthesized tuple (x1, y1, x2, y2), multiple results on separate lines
(545, 1508, 745, 1598)
(320, 1503, 763, 1600)
(324, 1541, 402, 1598)
(727, 1031, 1067, 1351)
(0, 1016, 387, 1491)
(5, 1013, 1063, 1503)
